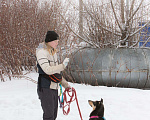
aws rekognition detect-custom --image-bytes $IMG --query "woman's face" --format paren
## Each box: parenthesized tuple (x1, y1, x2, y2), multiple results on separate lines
(47, 40, 59, 49)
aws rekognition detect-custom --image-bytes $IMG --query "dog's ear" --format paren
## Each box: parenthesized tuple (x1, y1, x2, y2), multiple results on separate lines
(88, 100, 93, 106)
(88, 100, 96, 110)
(100, 98, 103, 103)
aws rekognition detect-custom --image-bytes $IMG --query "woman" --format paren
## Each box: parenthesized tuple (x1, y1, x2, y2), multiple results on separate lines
(36, 31, 71, 120)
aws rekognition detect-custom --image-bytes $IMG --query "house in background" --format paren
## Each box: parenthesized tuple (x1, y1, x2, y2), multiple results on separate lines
(139, 22, 150, 47)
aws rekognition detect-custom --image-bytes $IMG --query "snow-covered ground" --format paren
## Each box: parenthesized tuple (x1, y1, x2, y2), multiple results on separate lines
(0, 72, 150, 120)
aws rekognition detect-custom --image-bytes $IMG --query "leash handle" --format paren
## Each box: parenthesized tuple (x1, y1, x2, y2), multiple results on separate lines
(59, 83, 63, 103)
(62, 87, 83, 120)
(58, 83, 64, 108)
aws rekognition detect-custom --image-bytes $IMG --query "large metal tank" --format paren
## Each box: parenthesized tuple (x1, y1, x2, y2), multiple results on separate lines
(67, 48, 150, 89)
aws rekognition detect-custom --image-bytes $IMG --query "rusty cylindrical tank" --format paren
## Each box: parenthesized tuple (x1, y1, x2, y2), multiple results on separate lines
(66, 48, 150, 89)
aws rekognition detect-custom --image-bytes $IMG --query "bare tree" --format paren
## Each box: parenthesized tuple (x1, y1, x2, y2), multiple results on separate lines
(62, 0, 150, 48)
(0, 0, 72, 81)
(110, 0, 150, 47)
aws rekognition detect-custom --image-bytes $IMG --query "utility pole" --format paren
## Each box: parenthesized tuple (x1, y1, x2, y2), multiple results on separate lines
(126, 0, 129, 46)
(126, 0, 129, 20)
(79, 0, 83, 43)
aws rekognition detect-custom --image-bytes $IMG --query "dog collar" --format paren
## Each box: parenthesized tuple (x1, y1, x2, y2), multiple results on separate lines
(90, 116, 106, 120)
(90, 116, 99, 118)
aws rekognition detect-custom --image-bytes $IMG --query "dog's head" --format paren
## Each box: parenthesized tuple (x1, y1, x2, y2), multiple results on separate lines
(88, 98, 104, 117)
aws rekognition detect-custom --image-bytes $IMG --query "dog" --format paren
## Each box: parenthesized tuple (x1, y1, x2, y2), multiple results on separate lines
(88, 98, 105, 120)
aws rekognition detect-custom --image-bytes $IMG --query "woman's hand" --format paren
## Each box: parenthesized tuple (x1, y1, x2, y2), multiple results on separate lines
(67, 84, 71, 89)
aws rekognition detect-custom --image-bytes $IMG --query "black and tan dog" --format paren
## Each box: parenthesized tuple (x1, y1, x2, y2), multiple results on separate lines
(88, 98, 105, 120)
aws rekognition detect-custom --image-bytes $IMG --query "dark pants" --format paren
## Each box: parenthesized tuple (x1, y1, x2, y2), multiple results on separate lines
(37, 88, 58, 120)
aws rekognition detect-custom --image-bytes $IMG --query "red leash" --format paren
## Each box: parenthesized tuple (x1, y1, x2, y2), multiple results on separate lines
(62, 87, 83, 120)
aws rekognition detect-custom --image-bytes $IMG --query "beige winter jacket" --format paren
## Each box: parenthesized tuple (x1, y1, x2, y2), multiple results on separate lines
(36, 42, 70, 89)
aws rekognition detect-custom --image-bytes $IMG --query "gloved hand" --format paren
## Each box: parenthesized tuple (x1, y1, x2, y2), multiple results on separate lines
(67, 84, 71, 89)
(63, 58, 70, 67)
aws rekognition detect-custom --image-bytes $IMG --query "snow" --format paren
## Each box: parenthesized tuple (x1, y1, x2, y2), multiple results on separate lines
(0, 72, 150, 120)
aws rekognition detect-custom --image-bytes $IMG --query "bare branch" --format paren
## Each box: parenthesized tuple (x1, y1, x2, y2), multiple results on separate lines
(59, 12, 100, 48)
(127, 0, 144, 22)
(129, 0, 136, 18)
(114, 34, 130, 46)
(85, 1, 122, 36)
(130, 20, 150, 37)
(141, 37, 150, 48)
(129, 37, 140, 48)
(133, 13, 149, 21)
(110, 0, 123, 32)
